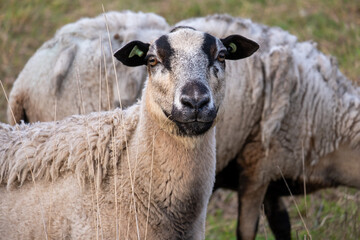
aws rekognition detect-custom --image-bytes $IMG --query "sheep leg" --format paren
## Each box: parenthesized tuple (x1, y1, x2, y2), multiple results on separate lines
(214, 156, 292, 239)
(236, 141, 270, 240)
(236, 173, 269, 240)
(263, 194, 291, 240)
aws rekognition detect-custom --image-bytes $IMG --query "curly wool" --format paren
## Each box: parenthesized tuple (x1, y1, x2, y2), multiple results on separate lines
(175, 13, 359, 172)
(0, 105, 139, 189)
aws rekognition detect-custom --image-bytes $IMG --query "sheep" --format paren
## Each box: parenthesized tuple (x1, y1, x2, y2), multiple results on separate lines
(0, 27, 259, 239)
(7, 11, 169, 125)
(176, 14, 360, 240)
(9, 11, 358, 239)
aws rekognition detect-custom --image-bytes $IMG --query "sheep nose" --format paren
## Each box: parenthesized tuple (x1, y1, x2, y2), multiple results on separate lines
(180, 82, 211, 110)
(181, 94, 210, 110)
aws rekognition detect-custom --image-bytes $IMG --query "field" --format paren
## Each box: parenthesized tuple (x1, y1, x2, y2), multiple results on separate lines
(0, 0, 359, 239)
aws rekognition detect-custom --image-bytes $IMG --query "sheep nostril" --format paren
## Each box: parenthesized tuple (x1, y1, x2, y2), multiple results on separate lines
(197, 96, 210, 109)
(180, 95, 210, 110)
(181, 95, 196, 109)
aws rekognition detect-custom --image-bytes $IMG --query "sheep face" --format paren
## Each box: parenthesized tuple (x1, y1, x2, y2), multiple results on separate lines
(114, 27, 259, 136)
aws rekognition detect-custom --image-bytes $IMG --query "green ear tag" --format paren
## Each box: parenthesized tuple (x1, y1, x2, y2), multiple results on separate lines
(229, 42, 237, 53)
(129, 45, 144, 58)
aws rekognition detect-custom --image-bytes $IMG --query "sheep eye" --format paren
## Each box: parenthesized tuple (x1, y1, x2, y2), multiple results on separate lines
(148, 56, 158, 67)
(217, 52, 226, 62)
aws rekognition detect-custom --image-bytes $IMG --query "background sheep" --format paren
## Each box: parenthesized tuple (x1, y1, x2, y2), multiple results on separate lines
(176, 14, 360, 240)
(0, 28, 259, 239)
(7, 11, 169, 124)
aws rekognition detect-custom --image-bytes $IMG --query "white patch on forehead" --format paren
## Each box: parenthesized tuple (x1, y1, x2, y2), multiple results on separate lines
(168, 29, 205, 53)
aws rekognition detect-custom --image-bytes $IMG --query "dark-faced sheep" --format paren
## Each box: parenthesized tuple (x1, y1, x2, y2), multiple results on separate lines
(0, 27, 259, 239)
(8, 12, 359, 240)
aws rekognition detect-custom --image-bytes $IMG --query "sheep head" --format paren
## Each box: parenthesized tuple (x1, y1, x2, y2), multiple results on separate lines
(114, 27, 259, 136)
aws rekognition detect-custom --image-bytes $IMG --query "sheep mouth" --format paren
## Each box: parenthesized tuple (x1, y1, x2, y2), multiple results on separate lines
(174, 120, 214, 136)
(163, 110, 216, 136)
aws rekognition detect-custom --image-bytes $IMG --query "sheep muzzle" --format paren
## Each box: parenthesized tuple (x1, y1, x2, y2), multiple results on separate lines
(168, 81, 217, 136)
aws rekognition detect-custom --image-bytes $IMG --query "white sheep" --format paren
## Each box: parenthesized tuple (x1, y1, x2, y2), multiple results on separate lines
(0, 27, 259, 239)
(176, 14, 360, 240)
(7, 11, 169, 124)
(9, 11, 358, 239)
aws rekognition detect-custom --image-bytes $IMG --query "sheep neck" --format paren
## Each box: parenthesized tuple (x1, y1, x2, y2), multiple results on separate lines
(117, 89, 217, 238)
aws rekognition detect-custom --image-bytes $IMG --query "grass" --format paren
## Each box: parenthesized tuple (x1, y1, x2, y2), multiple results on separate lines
(0, 0, 359, 239)
(207, 188, 360, 240)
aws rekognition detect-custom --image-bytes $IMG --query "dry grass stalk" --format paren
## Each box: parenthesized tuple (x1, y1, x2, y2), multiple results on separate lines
(144, 133, 156, 240)
(301, 140, 308, 217)
(102, 6, 141, 238)
(277, 166, 312, 239)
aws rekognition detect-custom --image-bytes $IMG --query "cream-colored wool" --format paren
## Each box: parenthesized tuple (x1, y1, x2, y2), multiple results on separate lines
(0, 103, 216, 239)
(0, 107, 138, 188)
(0, 27, 259, 239)
(8, 12, 359, 239)
(7, 11, 169, 124)
(10, 13, 359, 177)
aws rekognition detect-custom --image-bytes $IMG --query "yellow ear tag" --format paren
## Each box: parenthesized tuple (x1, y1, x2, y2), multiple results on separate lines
(229, 42, 237, 53)
(129, 45, 144, 58)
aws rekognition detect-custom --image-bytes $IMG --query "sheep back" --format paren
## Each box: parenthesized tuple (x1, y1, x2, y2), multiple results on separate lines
(0, 104, 140, 189)
(175, 14, 357, 174)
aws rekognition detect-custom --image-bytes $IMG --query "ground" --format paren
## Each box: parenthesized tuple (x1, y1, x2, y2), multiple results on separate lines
(0, 0, 359, 239)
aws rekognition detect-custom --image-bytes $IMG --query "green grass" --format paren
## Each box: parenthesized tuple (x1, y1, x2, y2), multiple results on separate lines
(206, 212, 237, 240)
(286, 188, 360, 240)
(208, 188, 360, 239)
(1, 0, 359, 239)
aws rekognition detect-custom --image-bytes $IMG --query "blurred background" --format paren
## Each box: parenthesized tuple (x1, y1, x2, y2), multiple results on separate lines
(0, 0, 359, 239)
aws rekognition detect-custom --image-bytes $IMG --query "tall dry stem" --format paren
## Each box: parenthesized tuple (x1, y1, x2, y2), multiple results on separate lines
(144, 133, 156, 240)
(102, 6, 141, 239)
(301, 140, 307, 217)
(277, 166, 312, 239)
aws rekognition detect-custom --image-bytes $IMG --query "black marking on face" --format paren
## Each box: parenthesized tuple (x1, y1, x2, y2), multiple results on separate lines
(213, 66, 219, 78)
(170, 26, 196, 33)
(169, 81, 218, 136)
(202, 33, 217, 66)
(175, 121, 214, 136)
(155, 35, 174, 71)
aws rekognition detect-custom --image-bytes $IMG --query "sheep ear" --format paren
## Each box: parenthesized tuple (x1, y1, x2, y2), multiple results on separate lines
(221, 35, 259, 60)
(114, 41, 150, 67)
